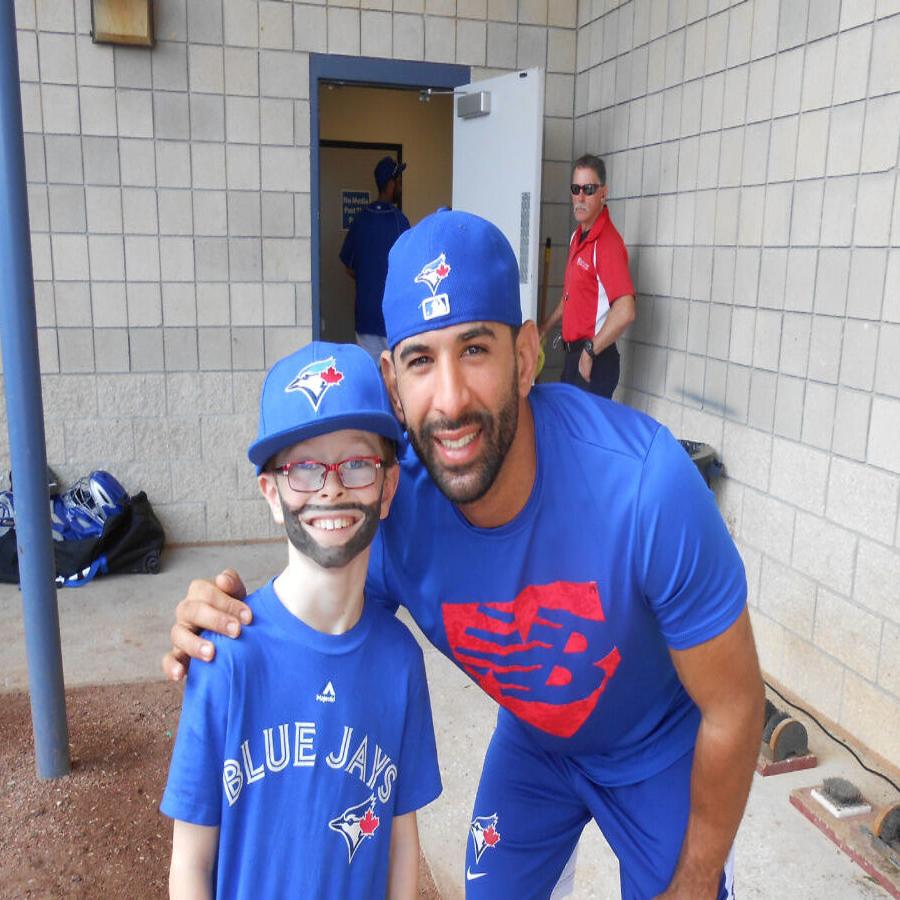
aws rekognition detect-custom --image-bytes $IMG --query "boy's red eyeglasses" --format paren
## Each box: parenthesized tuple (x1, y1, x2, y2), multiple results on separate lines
(274, 456, 383, 492)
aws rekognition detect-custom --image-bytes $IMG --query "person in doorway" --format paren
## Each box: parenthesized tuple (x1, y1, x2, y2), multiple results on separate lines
(340, 156, 411, 363)
(164, 210, 763, 900)
(539, 154, 635, 399)
(162, 341, 441, 899)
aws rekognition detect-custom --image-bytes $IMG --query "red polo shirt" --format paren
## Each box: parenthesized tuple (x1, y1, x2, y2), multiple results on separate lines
(561, 207, 634, 343)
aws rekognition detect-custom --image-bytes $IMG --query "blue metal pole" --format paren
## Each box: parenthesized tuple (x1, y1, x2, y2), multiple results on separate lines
(0, 3, 70, 778)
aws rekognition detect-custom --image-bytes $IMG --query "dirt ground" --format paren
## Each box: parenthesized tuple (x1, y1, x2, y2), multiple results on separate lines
(0, 681, 440, 899)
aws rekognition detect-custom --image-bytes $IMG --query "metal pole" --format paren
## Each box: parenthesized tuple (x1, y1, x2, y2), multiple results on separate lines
(0, 3, 70, 778)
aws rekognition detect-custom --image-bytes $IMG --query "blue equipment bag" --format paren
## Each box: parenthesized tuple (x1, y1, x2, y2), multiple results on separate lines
(0, 489, 164, 586)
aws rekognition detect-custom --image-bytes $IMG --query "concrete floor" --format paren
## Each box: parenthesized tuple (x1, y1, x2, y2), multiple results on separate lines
(2, 542, 896, 899)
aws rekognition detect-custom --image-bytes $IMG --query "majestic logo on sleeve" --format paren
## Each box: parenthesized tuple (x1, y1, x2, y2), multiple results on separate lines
(285, 357, 344, 412)
(414, 253, 451, 321)
(442, 581, 621, 738)
(469, 813, 501, 864)
(329, 794, 380, 862)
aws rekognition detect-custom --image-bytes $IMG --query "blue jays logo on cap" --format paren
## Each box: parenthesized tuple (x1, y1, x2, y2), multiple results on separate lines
(285, 356, 344, 412)
(414, 253, 452, 321)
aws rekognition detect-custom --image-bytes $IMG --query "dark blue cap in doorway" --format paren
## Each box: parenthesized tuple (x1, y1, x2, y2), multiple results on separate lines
(374, 156, 406, 189)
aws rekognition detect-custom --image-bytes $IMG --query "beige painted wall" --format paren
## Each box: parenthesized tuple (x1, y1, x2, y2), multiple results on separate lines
(319, 85, 453, 226)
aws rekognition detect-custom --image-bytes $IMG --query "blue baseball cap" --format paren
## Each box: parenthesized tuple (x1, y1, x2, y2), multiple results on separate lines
(382, 209, 522, 349)
(374, 156, 406, 189)
(248, 341, 404, 473)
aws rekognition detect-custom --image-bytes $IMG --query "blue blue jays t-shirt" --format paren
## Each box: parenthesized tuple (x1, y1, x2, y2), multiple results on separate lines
(161, 581, 442, 899)
(368, 384, 747, 786)
(339, 202, 411, 336)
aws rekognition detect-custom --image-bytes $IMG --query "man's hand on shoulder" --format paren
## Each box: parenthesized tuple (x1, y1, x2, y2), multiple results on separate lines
(161, 569, 252, 682)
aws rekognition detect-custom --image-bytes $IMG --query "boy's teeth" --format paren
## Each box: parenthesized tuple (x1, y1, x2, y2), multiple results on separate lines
(440, 433, 476, 450)
(311, 517, 353, 531)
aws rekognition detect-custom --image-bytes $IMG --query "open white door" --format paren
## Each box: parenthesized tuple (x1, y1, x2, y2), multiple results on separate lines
(452, 68, 544, 323)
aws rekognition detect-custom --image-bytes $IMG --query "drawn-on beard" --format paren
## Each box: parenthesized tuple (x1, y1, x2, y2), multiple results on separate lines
(279, 494, 382, 569)
(405, 368, 519, 506)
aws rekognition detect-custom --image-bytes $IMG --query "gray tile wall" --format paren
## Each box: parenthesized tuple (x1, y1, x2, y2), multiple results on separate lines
(4, 0, 578, 544)
(575, 0, 900, 764)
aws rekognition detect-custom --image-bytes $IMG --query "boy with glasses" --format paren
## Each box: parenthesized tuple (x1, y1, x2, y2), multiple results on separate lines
(161, 341, 441, 899)
(539, 153, 636, 399)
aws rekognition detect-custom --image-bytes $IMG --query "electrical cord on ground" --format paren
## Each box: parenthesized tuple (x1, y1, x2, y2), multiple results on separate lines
(764, 679, 900, 794)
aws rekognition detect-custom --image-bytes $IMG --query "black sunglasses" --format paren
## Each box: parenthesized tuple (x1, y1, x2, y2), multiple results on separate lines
(570, 183, 601, 196)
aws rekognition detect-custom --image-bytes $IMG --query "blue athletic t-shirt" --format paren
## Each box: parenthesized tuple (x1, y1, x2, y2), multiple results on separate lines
(161, 581, 442, 899)
(339, 202, 411, 337)
(368, 384, 747, 786)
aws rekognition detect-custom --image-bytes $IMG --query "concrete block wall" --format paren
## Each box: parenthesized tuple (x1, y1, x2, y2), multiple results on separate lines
(5, 0, 578, 544)
(574, 0, 900, 764)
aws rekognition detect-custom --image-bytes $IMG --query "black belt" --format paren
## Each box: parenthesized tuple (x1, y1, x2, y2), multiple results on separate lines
(562, 339, 588, 353)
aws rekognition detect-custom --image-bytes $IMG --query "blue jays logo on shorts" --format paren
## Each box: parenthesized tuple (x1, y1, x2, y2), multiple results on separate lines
(469, 813, 501, 863)
(328, 794, 381, 863)
(285, 356, 344, 412)
(442, 581, 621, 738)
(414, 253, 452, 321)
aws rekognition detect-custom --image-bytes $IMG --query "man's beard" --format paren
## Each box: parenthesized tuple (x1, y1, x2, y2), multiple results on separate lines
(279, 494, 382, 569)
(406, 368, 519, 506)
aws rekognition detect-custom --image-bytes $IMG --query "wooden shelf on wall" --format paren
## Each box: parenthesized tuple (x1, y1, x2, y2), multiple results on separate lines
(91, 0, 154, 48)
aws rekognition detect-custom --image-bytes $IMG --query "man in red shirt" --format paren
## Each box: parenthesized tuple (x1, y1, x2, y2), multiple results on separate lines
(539, 154, 635, 399)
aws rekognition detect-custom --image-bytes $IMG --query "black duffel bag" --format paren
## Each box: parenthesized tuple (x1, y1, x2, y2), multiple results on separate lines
(0, 491, 164, 587)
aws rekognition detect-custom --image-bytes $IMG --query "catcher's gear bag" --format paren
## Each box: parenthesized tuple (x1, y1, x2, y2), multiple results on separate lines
(0, 490, 164, 587)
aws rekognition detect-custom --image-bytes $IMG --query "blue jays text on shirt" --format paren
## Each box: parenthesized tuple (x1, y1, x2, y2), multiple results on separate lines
(223, 721, 398, 808)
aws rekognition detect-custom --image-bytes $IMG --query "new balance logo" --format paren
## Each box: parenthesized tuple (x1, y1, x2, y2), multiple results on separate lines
(316, 681, 336, 703)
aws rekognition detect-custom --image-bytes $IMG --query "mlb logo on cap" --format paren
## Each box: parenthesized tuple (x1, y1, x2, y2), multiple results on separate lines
(382, 209, 522, 348)
(248, 341, 403, 474)
(421, 295, 450, 321)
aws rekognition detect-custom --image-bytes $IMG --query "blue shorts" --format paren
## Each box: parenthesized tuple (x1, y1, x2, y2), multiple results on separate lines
(464, 724, 734, 899)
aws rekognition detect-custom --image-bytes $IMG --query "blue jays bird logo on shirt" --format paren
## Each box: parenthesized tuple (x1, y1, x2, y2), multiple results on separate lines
(285, 357, 344, 412)
(328, 794, 381, 863)
(414, 253, 452, 321)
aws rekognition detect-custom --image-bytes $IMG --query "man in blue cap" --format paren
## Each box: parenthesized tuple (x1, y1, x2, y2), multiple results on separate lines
(166, 210, 763, 900)
(162, 341, 441, 898)
(339, 156, 410, 363)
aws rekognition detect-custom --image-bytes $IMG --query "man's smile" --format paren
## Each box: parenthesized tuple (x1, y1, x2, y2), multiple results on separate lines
(432, 425, 483, 465)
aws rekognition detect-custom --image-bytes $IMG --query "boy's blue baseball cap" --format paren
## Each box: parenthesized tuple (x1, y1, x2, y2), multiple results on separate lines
(383, 208, 523, 349)
(248, 341, 403, 474)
